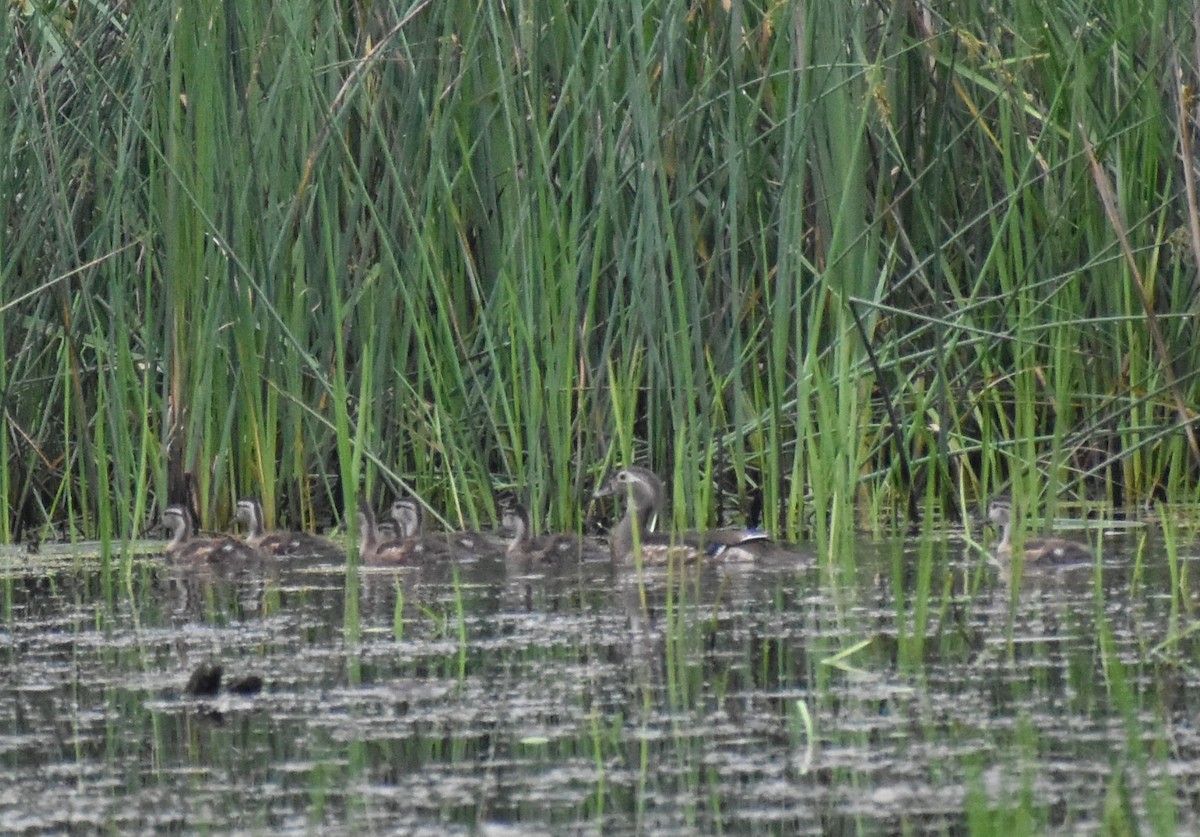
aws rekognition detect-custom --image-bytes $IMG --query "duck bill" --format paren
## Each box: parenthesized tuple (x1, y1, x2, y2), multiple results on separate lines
(592, 477, 617, 499)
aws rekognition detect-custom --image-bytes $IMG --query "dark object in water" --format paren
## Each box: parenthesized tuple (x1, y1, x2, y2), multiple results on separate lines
(226, 674, 264, 696)
(186, 663, 223, 697)
(185, 663, 264, 697)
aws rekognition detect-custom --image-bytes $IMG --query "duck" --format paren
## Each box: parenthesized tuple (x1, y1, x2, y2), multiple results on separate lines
(390, 497, 423, 540)
(388, 496, 498, 556)
(987, 499, 1092, 564)
(592, 466, 772, 564)
(356, 498, 413, 564)
(161, 504, 258, 562)
(500, 501, 581, 562)
(234, 497, 342, 558)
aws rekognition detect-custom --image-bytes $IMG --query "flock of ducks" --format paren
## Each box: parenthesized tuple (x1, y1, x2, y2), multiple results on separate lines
(160, 466, 780, 566)
(159, 466, 1095, 567)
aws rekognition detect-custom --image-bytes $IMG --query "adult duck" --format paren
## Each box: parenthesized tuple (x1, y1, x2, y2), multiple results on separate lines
(592, 466, 771, 564)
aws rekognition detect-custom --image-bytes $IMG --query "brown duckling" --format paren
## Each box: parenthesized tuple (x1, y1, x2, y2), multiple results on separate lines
(500, 502, 581, 562)
(161, 504, 257, 562)
(592, 466, 772, 564)
(356, 499, 413, 564)
(988, 499, 1092, 565)
(390, 497, 423, 540)
(389, 497, 499, 556)
(234, 497, 342, 558)
(387, 497, 447, 558)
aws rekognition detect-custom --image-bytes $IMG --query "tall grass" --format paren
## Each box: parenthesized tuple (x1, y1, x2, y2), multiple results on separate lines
(2, 0, 1198, 547)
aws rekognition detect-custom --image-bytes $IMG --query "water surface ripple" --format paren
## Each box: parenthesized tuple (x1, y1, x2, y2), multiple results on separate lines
(1, 532, 1197, 834)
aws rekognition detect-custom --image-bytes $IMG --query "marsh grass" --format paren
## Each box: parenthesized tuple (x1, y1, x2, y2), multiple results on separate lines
(2, 0, 1198, 556)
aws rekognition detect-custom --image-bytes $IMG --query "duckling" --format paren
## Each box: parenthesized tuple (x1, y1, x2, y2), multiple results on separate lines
(161, 504, 257, 562)
(388, 497, 498, 556)
(234, 497, 342, 558)
(988, 499, 1092, 565)
(500, 502, 581, 562)
(386, 497, 441, 556)
(375, 518, 401, 542)
(356, 499, 413, 564)
(592, 466, 772, 564)
(390, 497, 423, 540)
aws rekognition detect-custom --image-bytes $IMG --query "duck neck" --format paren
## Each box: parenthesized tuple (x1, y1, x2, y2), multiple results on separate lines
(165, 516, 191, 551)
(508, 512, 531, 549)
(243, 503, 266, 544)
(395, 504, 422, 539)
(996, 516, 1013, 554)
(357, 512, 378, 558)
(610, 514, 634, 562)
(610, 492, 656, 562)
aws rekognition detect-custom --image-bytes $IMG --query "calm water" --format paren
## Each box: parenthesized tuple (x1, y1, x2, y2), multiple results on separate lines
(1, 528, 1198, 835)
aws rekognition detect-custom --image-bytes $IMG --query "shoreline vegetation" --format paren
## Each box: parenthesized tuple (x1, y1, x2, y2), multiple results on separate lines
(3, 1, 1198, 551)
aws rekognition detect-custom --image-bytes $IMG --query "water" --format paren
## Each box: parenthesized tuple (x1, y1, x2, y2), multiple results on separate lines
(1, 529, 1195, 834)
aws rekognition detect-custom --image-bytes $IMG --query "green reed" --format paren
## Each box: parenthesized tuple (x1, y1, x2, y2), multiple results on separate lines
(1, 0, 1198, 555)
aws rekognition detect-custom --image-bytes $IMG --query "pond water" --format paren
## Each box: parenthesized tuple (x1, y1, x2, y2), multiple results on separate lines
(1, 528, 1198, 835)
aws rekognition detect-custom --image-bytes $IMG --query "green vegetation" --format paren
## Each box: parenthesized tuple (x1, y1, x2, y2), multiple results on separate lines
(3, 0, 1198, 545)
